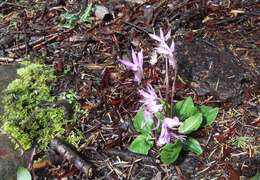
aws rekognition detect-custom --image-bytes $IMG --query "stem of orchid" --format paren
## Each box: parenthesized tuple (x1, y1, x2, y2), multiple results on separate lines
(165, 57, 170, 116)
(170, 62, 177, 117)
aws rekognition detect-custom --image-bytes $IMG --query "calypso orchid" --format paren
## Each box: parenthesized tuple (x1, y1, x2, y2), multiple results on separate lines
(149, 28, 176, 69)
(119, 48, 144, 84)
(157, 117, 186, 147)
(139, 84, 162, 114)
(139, 84, 162, 127)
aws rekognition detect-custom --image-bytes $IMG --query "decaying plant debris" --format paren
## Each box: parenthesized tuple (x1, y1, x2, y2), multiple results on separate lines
(0, 0, 259, 179)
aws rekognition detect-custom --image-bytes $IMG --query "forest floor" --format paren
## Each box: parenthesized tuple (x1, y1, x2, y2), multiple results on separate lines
(0, 0, 259, 179)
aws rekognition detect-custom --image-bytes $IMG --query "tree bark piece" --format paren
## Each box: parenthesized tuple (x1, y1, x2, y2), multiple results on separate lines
(49, 138, 93, 177)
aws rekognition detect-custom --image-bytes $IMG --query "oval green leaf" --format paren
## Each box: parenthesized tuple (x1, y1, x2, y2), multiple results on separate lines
(133, 109, 153, 135)
(17, 166, 32, 180)
(183, 137, 203, 155)
(178, 112, 202, 134)
(173, 97, 198, 121)
(160, 141, 183, 164)
(128, 134, 154, 155)
(200, 105, 219, 126)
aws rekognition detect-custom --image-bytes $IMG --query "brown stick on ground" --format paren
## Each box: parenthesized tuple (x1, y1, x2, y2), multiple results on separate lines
(49, 138, 93, 177)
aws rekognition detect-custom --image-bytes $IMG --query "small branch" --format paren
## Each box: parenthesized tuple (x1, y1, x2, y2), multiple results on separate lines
(105, 149, 156, 165)
(0, 57, 15, 63)
(49, 138, 93, 177)
(123, 21, 150, 34)
(5, 30, 72, 53)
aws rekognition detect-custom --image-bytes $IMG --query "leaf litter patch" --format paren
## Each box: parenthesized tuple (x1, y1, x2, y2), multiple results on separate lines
(0, 0, 259, 179)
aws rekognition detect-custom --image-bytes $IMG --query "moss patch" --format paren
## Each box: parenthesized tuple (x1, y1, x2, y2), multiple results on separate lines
(0, 61, 82, 150)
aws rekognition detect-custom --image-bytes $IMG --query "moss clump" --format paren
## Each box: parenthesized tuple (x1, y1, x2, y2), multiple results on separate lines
(1, 61, 77, 150)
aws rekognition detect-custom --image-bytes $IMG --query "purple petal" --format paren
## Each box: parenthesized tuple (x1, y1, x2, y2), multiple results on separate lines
(119, 59, 138, 71)
(138, 50, 143, 67)
(170, 40, 175, 51)
(134, 70, 143, 84)
(171, 133, 186, 141)
(159, 28, 164, 41)
(149, 33, 162, 42)
(146, 84, 157, 97)
(155, 47, 171, 56)
(165, 30, 171, 41)
(139, 89, 154, 100)
(168, 56, 176, 69)
(157, 128, 171, 146)
(163, 117, 181, 128)
(149, 104, 163, 113)
(131, 48, 138, 65)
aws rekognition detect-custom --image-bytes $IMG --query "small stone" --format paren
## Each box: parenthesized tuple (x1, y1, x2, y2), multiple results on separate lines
(94, 5, 113, 22)
(0, 133, 25, 180)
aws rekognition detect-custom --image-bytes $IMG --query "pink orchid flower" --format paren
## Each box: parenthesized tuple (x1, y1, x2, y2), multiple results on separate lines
(139, 85, 163, 127)
(157, 117, 186, 147)
(119, 49, 144, 84)
(139, 84, 163, 114)
(149, 28, 176, 69)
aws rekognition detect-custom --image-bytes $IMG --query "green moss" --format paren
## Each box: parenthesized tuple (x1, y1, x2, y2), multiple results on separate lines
(0, 61, 83, 150)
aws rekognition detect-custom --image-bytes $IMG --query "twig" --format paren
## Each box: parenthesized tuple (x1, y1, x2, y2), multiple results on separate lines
(0, 2, 28, 8)
(5, 30, 72, 53)
(105, 149, 156, 165)
(123, 21, 150, 34)
(49, 138, 93, 177)
(0, 57, 15, 63)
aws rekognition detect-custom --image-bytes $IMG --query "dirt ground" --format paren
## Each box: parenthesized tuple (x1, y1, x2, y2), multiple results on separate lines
(0, 0, 259, 179)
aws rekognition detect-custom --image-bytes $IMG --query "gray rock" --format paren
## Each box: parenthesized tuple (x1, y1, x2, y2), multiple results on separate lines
(94, 5, 110, 20)
(0, 133, 25, 180)
(175, 37, 249, 103)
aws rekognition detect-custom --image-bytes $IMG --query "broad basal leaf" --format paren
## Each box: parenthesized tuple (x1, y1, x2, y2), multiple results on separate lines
(200, 105, 219, 126)
(173, 97, 198, 121)
(160, 140, 183, 164)
(178, 112, 202, 134)
(128, 134, 154, 155)
(133, 109, 153, 135)
(17, 166, 32, 180)
(183, 137, 203, 155)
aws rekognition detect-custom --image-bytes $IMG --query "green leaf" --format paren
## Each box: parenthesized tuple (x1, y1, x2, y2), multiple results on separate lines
(160, 141, 183, 164)
(17, 166, 32, 180)
(173, 97, 198, 121)
(133, 109, 153, 135)
(128, 134, 154, 155)
(200, 105, 219, 126)
(183, 137, 203, 155)
(250, 171, 260, 180)
(80, 3, 92, 23)
(178, 112, 202, 134)
(61, 13, 78, 29)
(174, 99, 184, 114)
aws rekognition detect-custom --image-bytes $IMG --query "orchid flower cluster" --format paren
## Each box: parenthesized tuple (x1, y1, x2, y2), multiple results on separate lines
(119, 28, 219, 164)
(120, 29, 182, 146)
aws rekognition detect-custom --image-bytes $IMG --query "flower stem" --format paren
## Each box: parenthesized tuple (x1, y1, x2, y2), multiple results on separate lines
(170, 62, 177, 117)
(165, 57, 170, 116)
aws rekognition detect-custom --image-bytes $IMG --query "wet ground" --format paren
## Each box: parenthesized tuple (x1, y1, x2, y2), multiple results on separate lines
(0, 0, 259, 179)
